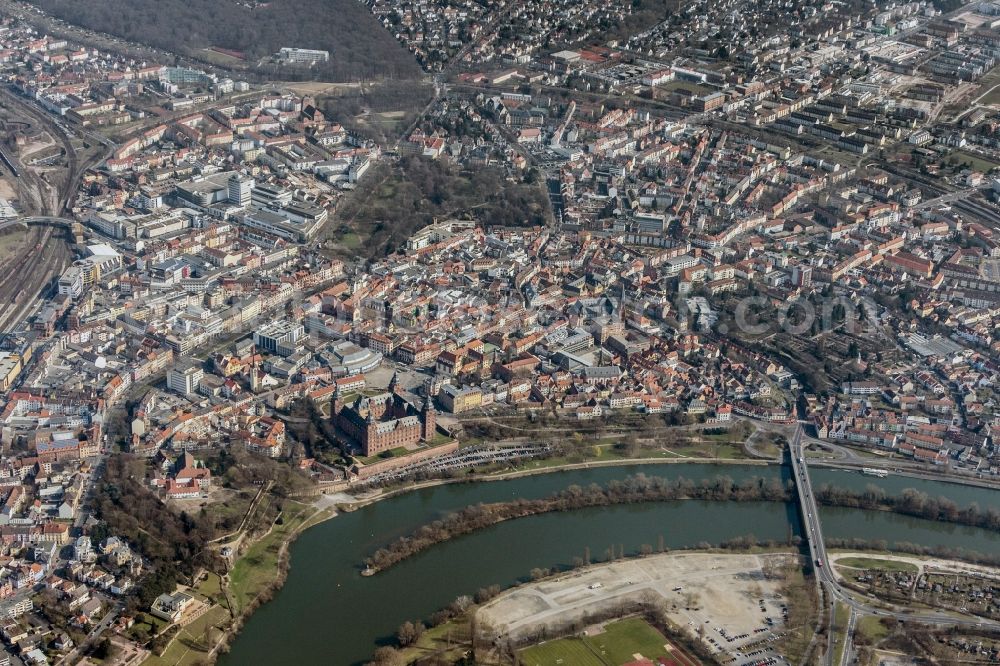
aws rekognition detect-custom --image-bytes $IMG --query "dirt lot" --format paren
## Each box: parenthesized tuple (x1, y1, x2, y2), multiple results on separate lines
(479, 552, 797, 649)
(281, 81, 364, 96)
(18, 134, 56, 160)
(0, 177, 17, 200)
(0, 226, 25, 263)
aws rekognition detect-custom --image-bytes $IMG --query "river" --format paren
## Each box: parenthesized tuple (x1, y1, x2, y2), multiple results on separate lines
(220, 463, 1000, 666)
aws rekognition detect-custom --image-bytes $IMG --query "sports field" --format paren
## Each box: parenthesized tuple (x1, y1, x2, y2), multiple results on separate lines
(519, 635, 605, 666)
(519, 617, 701, 666)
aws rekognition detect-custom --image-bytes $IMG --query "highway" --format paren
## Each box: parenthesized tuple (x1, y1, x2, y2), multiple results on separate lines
(788, 424, 1000, 665)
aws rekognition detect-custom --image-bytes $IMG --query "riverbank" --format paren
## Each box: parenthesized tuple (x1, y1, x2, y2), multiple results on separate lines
(211, 456, 1000, 666)
(143, 500, 334, 666)
(345, 449, 1000, 512)
(220, 458, 1000, 666)
(363, 472, 1000, 576)
(353, 452, 1000, 573)
(812, 459, 1000, 492)
(342, 454, 774, 510)
(389, 549, 785, 666)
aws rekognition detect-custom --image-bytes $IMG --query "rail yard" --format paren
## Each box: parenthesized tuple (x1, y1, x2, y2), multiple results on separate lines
(0, 223, 69, 333)
(0, 83, 107, 336)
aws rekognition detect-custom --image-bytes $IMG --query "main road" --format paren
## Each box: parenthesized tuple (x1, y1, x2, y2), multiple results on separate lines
(788, 424, 999, 665)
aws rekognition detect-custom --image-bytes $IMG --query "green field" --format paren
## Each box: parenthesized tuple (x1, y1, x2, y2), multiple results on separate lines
(228, 501, 315, 611)
(398, 615, 474, 664)
(198, 48, 247, 67)
(520, 618, 676, 666)
(654, 79, 715, 95)
(337, 231, 363, 250)
(950, 150, 1000, 173)
(835, 557, 918, 574)
(857, 615, 890, 643)
(520, 636, 606, 666)
(357, 446, 415, 465)
(586, 618, 674, 664)
(194, 572, 225, 604)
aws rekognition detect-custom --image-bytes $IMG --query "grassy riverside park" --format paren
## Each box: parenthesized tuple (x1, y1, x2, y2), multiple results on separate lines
(228, 500, 334, 611)
(142, 605, 231, 666)
(141, 501, 332, 666)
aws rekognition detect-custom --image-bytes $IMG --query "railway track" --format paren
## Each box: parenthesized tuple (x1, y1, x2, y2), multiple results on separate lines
(0, 87, 110, 335)
(0, 238, 61, 330)
(0, 87, 90, 217)
(952, 198, 1000, 228)
(0, 224, 67, 332)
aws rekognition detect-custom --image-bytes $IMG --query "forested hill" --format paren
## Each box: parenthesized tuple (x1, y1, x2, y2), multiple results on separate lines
(26, 0, 422, 81)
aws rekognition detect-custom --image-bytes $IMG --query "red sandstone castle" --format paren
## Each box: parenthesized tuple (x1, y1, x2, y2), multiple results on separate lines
(333, 375, 436, 456)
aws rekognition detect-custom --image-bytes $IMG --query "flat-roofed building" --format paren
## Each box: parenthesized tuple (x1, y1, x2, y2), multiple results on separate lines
(253, 320, 305, 357)
(277, 47, 330, 64)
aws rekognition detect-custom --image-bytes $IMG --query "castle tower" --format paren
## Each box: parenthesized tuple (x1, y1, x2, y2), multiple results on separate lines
(364, 409, 378, 455)
(421, 396, 436, 442)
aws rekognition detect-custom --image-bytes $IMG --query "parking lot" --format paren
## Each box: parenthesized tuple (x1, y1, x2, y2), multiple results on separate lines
(666, 573, 791, 666)
(699, 592, 790, 666)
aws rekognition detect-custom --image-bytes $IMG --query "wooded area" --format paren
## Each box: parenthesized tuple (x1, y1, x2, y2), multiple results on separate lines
(320, 80, 434, 144)
(815, 483, 1000, 532)
(330, 157, 553, 257)
(92, 455, 217, 606)
(89, 449, 314, 608)
(27, 0, 421, 81)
